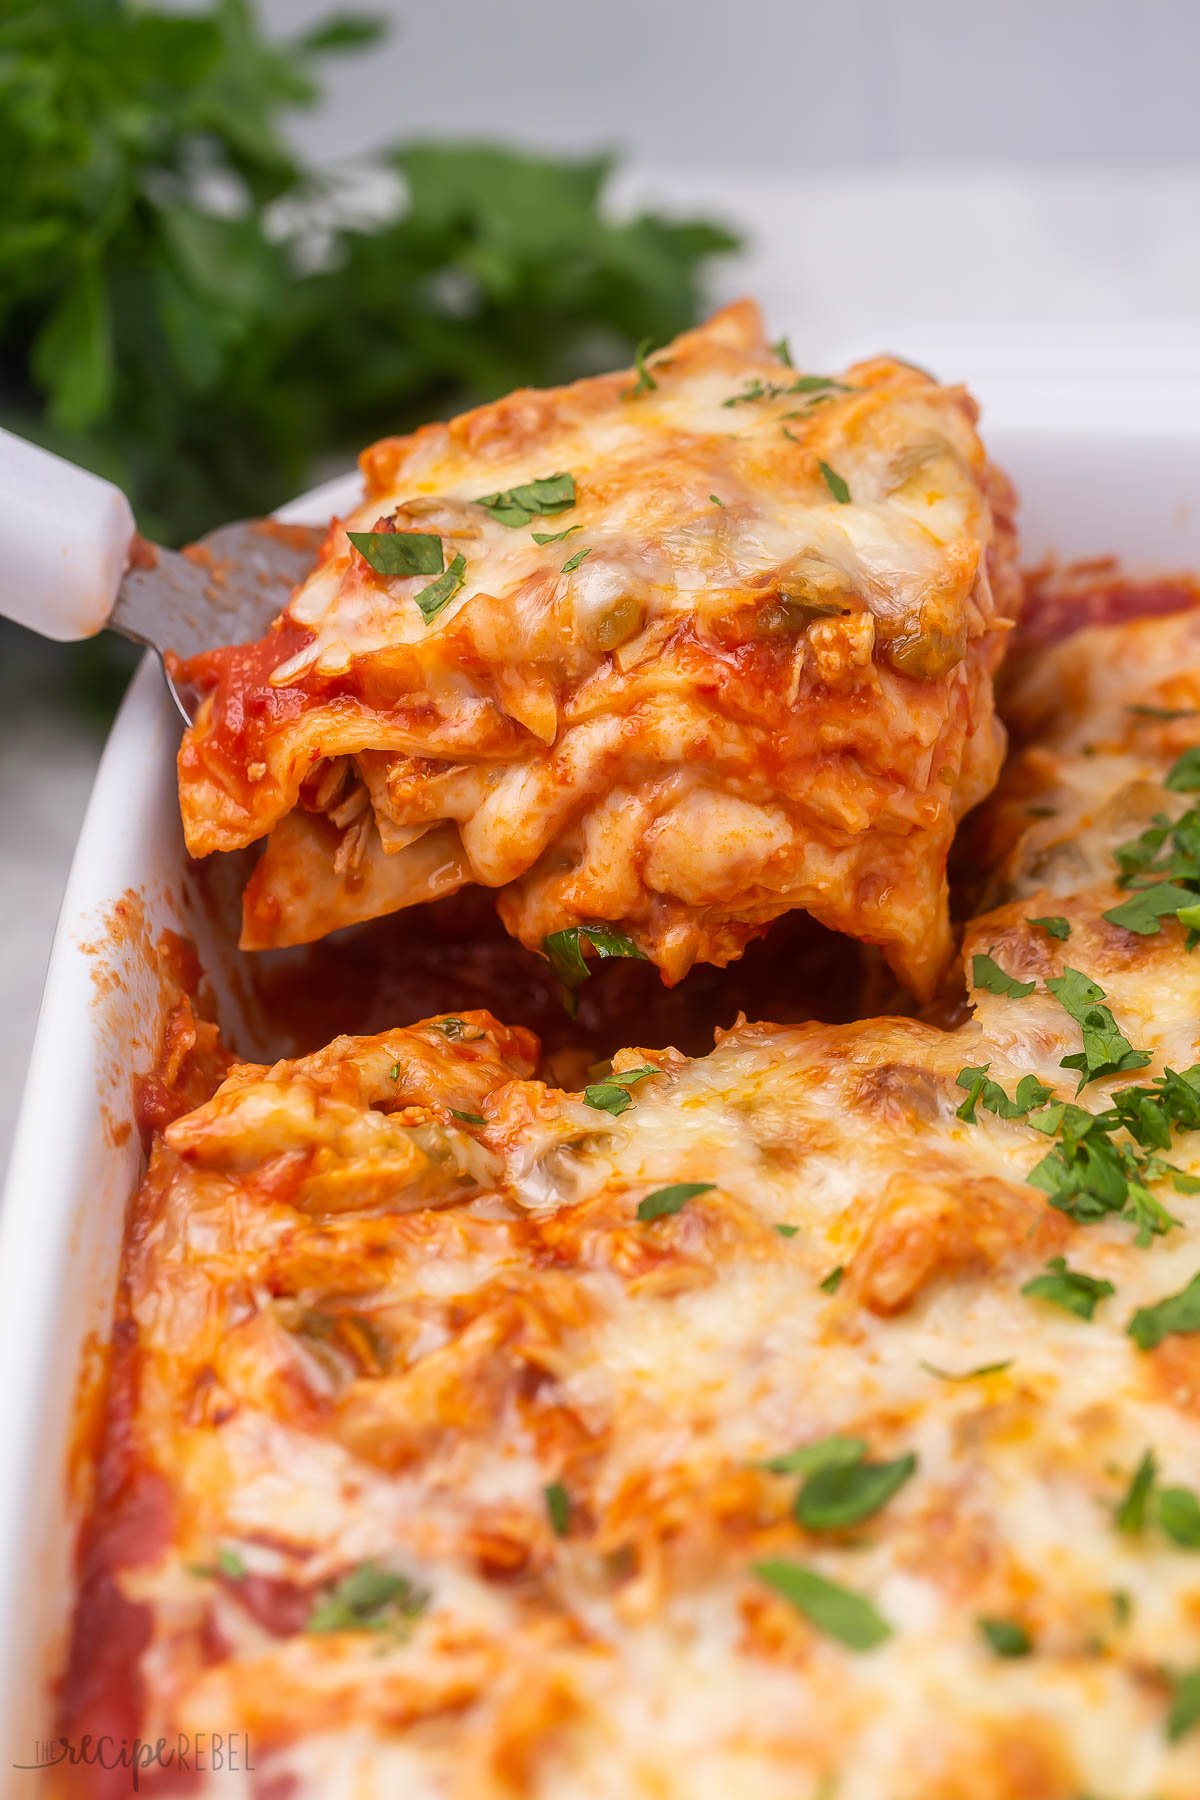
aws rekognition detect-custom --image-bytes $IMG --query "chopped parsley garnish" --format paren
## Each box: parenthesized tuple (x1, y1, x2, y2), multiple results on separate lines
(774, 1223, 799, 1238)
(978, 1617, 1032, 1658)
(541, 923, 647, 1011)
(1024, 1099, 1181, 1245)
(1115, 1450, 1157, 1533)
(561, 546, 592, 573)
(818, 459, 851, 504)
(955, 1043, 1200, 1245)
(414, 552, 466, 623)
(756, 1435, 865, 1477)
(709, 492, 725, 506)
(1159, 1485, 1200, 1548)
(1020, 1255, 1115, 1320)
(625, 336, 658, 398)
(532, 524, 580, 546)
(1110, 1453, 1200, 1556)
(544, 1481, 571, 1536)
(971, 953, 1036, 999)
(1103, 881, 1197, 935)
(1128, 703, 1199, 721)
(772, 335, 793, 366)
(725, 372, 852, 407)
(1028, 914, 1071, 940)
(189, 1546, 246, 1581)
(1045, 968, 1151, 1089)
(1167, 1666, 1200, 1741)
(388, 1062, 400, 1080)
(1166, 745, 1200, 791)
(818, 1264, 845, 1293)
(790, 374, 852, 395)
(792, 1448, 917, 1532)
(920, 1359, 1012, 1382)
(636, 1181, 715, 1222)
(583, 1064, 657, 1116)
(752, 1560, 891, 1650)
(1099, 750, 1200, 944)
(1128, 1271, 1200, 1349)
(450, 1109, 485, 1126)
(955, 1064, 1051, 1123)
(723, 377, 787, 407)
(306, 1563, 428, 1636)
(347, 529, 443, 577)
(474, 471, 576, 528)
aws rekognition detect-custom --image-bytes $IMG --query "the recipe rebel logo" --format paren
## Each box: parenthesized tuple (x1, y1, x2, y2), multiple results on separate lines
(13, 1731, 256, 1787)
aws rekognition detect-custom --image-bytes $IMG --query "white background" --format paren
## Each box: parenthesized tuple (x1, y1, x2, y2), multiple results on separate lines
(5, 0, 1200, 1170)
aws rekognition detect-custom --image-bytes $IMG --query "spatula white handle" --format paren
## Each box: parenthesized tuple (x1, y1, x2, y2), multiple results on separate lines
(0, 426, 136, 641)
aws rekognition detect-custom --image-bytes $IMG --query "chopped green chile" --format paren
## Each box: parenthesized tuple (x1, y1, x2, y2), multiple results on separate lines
(880, 622, 967, 681)
(592, 594, 645, 650)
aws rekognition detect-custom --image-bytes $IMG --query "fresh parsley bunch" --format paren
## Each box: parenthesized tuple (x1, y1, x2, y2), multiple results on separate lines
(0, 0, 737, 551)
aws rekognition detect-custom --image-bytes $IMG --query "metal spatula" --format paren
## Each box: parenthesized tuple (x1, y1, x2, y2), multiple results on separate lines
(0, 425, 325, 723)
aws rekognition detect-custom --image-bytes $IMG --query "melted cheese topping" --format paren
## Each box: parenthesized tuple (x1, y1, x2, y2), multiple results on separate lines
(177, 300, 1018, 995)
(72, 598, 1200, 1798)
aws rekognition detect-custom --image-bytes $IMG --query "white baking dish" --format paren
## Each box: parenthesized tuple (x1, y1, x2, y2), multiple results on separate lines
(5, 355, 1200, 1788)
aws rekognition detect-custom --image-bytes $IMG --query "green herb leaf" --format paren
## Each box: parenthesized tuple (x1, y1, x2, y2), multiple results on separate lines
(978, 1617, 1032, 1658)
(474, 472, 576, 528)
(818, 460, 851, 504)
(1128, 1273, 1200, 1350)
(561, 546, 592, 573)
(1165, 747, 1200, 792)
(920, 1360, 1012, 1382)
(723, 377, 786, 407)
(532, 524, 581, 545)
(306, 1563, 428, 1635)
(790, 375, 852, 395)
(544, 1481, 571, 1536)
(1046, 968, 1151, 1090)
(1159, 1485, 1200, 1548)
(774, 1223, 799, 1238)
(1128, 704, 1199, 721)
(348, 530, 444, 577)
(388, 1063, 400, 1080)
(626, 337, 659, 397)
(583, 1064, 658, 1115)
(413, 552, 466, 622)
(1167, 1667, 1200, 1741)
(636, 1181, 715, 1222)
(1020, 1256, 1115, 1320)
(772, 335, 793, 366)
(818, 1264, 845, 1293)
(450, 1110, 485, 1126)
(709, 493, 725, 506)
(955, 1063, 1051, 1123)
(1102, 882, 1197, 935)
(794, 1452, 917, 1531)
(541, 923, 648, 993)
(1115, 1450, 1158, 1533)
(752, 1560, 891, 1650)
(1027, 915, 1071, 940)
(756, 1435, 867, 1477)
(972, 954, 1036, 1000)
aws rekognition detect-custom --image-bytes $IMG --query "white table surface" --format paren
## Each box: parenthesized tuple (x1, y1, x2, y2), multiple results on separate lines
(5, 167, 1200, 1176)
